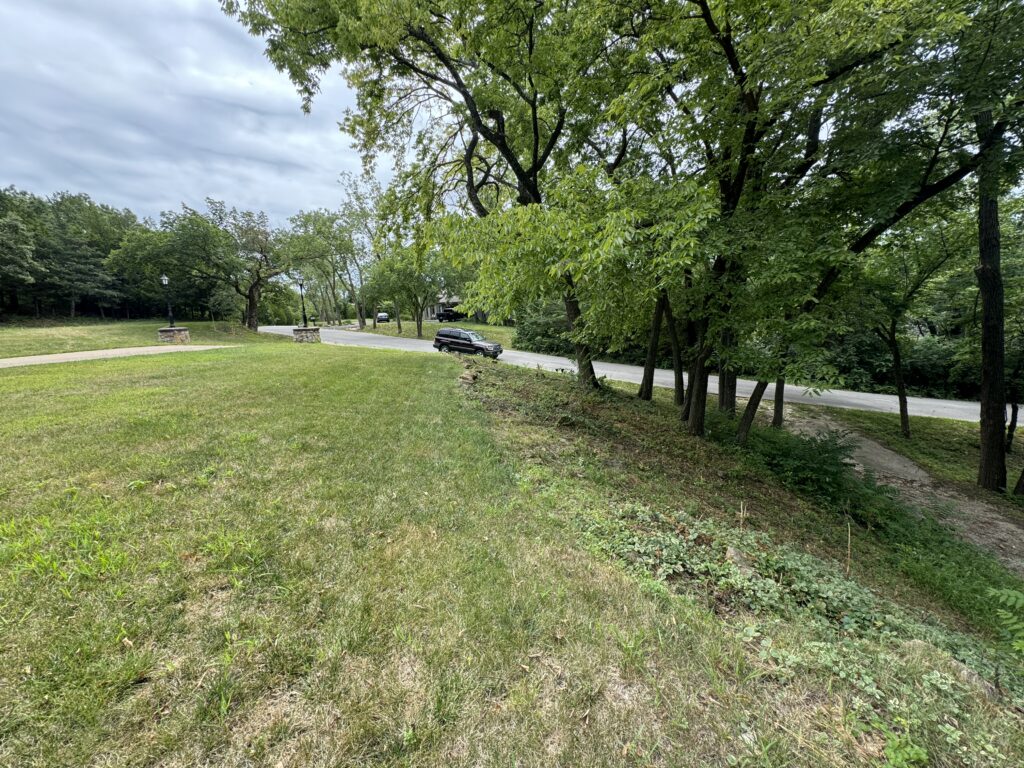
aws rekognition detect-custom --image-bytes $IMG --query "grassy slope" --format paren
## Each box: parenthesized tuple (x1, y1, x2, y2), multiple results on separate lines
(357, 320, 517, 349)
(1, 334, 1021, 766)
(0, 319, 280, 358)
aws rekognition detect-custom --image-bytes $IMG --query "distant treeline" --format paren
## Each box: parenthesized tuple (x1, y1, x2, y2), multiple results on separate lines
(0, 186, 294, 324)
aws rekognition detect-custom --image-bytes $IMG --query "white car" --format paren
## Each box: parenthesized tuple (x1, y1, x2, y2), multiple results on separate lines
(376, 312, 390, 323)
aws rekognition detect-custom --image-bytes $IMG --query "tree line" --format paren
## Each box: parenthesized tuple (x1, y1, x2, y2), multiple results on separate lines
(0, 182, 468, 334)
(226, 0, 1024, 493)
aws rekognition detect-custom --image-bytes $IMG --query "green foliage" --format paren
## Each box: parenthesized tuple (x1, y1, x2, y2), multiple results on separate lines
(988, 588, 1024, 658)
(512, 304, 573, 356)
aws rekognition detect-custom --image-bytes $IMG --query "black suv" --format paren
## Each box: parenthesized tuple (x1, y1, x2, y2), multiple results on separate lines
(436, 308, 466, 322)
(433, 328, 503, 359)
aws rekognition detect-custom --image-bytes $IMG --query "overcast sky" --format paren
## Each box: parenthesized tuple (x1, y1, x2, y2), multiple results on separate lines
(0, 0, 364, 224)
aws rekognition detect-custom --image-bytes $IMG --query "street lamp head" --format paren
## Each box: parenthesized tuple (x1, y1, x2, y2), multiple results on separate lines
(160, 274, 169, 287)
(298, 278, 305, 289)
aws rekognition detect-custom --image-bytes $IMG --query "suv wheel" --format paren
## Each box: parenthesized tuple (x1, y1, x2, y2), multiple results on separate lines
(439, 344, 450, 353)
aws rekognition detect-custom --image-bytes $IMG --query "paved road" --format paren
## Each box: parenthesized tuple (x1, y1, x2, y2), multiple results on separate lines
(0, 345, 232, 369)
(261, 326, 982, 422)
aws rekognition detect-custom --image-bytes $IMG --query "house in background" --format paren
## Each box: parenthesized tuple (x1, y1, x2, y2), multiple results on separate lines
(426, 295, 462, 320)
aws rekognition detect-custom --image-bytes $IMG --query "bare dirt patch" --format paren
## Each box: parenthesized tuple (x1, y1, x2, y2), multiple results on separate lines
(790, 411, 1024, 576)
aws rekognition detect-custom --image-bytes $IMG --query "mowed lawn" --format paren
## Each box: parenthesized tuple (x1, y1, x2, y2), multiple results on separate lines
(358, 319, 517, 349)
(0, 342, 781, 766)
(0, 319, 279, 358)
(2, 337, 1021, 766)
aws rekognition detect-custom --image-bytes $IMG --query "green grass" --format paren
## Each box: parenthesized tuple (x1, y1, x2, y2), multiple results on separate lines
(2, 329, 1022, 766)
(358, 319, 517, 349)
(826, 407, 1024, 494)
(0, 319, 282, 358)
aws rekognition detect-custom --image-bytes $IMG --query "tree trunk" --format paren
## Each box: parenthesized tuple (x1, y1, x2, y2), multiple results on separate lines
(974, 110, 1007, 491)
(884, 321, 911, 439)
(1003, 405, 1011, 454)
(244, 284, 261, 331)
(415, 305, 424, 338)
(719, 371, 737, 416)
(718, 329, 736, 416)
(356, 302, 365, 328)
(638, 293, 666, 401)
(687, 354, 710, 436)
(1013, 466, 1024, 496)
(687, 322, 711, 436)
(395, 298, 403, 333)
(663, 292, 685, 408)
(563, 275, 599, 389)
(69, 297, 76, 318)
(681, 362, 696, 421)
(681, 320, 699, 421)
(736, 380, 770, 445)
(371, 304, 378, 329)
(772, 377, 785, 428)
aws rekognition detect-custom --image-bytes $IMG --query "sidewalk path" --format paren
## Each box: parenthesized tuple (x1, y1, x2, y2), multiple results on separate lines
(259, 325, 982, 422)
(0, 345, 232, 370)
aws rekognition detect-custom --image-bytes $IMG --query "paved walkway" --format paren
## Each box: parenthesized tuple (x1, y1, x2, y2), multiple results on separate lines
(0, 345, 232, 369)
(260, 325, 982, 422)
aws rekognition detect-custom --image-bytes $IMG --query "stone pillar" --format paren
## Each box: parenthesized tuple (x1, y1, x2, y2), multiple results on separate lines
(158, 327, 190, 344)
(292, 327, 321, 343)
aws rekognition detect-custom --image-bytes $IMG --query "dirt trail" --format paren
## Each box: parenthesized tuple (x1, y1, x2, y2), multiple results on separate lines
(789, 411, 1024, 578)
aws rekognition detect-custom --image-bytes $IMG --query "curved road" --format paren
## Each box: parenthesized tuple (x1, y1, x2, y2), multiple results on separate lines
(261, 325, 981, 422)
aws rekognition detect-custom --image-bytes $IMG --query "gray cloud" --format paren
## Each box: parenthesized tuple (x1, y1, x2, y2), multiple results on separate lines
(0, 0, 364, 224)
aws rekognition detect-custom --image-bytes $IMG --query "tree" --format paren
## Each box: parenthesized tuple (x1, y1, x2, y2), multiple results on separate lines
(223, 0, 641, 387)
(860, 210, 969, 438)
(167, 201, 289, 331)
(286, 209, 365, 326)
(0, 212, 38, 313)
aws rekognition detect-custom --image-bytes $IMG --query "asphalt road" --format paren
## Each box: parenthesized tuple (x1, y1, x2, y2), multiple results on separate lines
(260, 325, 982, 423)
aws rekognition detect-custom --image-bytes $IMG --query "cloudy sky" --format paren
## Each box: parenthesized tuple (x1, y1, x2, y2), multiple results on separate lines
(0, 0, 364, 224)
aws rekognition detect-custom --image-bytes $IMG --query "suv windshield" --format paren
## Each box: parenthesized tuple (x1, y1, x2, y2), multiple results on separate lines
(466, 331, 483, 341)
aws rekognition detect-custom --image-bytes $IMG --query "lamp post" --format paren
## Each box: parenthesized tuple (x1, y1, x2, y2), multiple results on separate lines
(159, 274, 174, 328)
(298, 278, 309, 328)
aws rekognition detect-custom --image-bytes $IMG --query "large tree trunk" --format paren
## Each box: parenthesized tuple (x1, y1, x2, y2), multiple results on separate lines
(736, 380, 770, 445)
(244, 284, 261, 331)
(356, 301, 366, 328)
(415, 305, 424, 338)
(638, 293, 667, 400)
(563, 275, 599, 389)
(772, 377, 785, 428)
(975, 110, 1007, 491)
(663, 292, 685, 408)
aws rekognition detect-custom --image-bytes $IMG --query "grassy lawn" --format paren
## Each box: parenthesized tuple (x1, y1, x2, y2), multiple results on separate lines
(2, 330, 1022, 766)
(0, 319, 281, 358)
(358, 319, 518, 349)
(826, 407, 1024, 491)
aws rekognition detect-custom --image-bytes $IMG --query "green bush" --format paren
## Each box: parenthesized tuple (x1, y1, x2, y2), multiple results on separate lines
(705, 415, 1024, 634)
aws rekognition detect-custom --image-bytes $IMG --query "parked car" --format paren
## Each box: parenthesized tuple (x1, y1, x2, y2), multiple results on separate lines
(376, 312, 390, 323)
(433, 327, 503, 359)
(436, 308, 466, 322)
